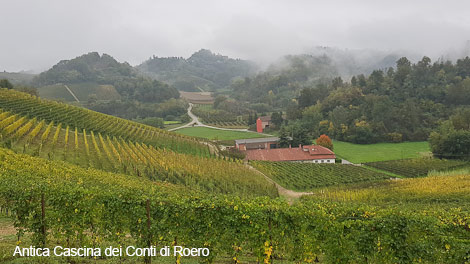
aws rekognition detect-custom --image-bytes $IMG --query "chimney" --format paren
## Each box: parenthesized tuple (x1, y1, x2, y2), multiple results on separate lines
(299, 144, 302, 149)
(289, 144, 291, 149)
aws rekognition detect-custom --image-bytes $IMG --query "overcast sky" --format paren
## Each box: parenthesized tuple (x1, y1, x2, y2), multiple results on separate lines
(1, 0, 470, 72)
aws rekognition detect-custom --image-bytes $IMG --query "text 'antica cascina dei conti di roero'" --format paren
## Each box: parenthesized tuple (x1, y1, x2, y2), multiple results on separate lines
(13, 245, 210, 257)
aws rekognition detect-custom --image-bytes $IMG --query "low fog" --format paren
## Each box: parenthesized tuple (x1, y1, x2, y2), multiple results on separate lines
(1, 0, 470, 72)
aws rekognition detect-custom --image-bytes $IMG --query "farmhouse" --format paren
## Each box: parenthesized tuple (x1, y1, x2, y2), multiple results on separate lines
(179, 91, 214, 104)
(245, 144, 336, 163)
(256, 116, 271, 133)
(235, 137, 280, 151)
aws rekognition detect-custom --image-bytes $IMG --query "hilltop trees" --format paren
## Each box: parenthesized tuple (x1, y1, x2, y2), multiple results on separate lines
(137, 49, 257, 91)
(229, 54, 337, 107)
(33, 52, 179, 103)
(0, 79, 13, 89)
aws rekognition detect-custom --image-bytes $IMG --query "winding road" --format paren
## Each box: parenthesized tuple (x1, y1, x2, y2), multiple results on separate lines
(169, 103, 260, 133)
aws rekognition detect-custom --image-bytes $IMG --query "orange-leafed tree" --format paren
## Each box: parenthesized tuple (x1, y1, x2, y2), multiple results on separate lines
(316, 134, 333, 150)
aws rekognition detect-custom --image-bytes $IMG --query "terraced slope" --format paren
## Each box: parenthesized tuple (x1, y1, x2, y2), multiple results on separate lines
(0, 106, 277, 198)
(0, 89, 208, 156)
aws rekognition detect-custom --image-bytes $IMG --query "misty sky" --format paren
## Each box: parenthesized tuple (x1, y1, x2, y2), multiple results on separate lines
(1, 0, 470, 72)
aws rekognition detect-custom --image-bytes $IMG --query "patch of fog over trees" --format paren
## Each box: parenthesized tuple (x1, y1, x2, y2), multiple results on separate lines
(221, 53, 470, 157)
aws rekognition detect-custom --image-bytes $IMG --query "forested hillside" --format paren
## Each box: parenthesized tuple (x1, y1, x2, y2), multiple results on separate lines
(230, 54, 339, 106)
(231, 55, 470, 145)
(137, 49, 257, 91)
(295, 56, 470, 143)
(306, 46, 403, 78)
(33, 52, 179, 103)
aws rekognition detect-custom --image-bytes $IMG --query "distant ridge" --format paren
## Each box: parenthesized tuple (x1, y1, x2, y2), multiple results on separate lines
(137, 49, 258, 91)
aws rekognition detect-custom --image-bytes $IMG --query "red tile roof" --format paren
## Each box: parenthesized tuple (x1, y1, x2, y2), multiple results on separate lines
(245, 145, 335, 161)
(259, 116, 271, 122)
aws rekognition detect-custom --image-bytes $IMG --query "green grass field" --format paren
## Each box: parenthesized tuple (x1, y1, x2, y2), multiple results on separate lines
(333, 141, 430, 163)
(37, 84, 75, 101)
(164, 120, 182, 125)
(68, 82, 121, 101)
(174, 127, 266, 140)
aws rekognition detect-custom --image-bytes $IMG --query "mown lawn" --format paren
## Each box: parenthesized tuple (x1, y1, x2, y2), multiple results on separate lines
(333, 141, 430, 163)
(173, 127, 266, 140)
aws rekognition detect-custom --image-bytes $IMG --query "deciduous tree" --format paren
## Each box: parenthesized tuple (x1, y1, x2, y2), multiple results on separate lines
(316, 134, 333, 150)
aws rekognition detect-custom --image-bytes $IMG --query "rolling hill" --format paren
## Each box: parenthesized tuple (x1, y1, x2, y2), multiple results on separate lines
(0, 88, 469, 263)
(0, 88, 278, 197)
(37, 82, 121, 102)
(33, 52, 179, 103)
(0, 89, 207, 155)
(0, 145, 468, 263)
(0, 71, 36, 85)
(137, 49, 258, 91)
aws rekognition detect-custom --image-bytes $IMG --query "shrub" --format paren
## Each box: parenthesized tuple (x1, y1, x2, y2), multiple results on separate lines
(386, 132, 403, 143)
(220, 147, 246, 160)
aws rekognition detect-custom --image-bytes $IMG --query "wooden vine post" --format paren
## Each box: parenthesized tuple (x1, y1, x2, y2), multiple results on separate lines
(145, 199, 151, 264)
(41, 193, 46, 247)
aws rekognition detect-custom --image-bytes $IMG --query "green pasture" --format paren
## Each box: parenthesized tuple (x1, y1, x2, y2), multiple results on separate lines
(37, 84, 75, 101)
(38, 82, 120, 102)
(174, 127, 266, 141)
(333, 141, 430, 163)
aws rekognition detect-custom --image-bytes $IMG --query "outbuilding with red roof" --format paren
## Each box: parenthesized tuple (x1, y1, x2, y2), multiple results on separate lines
(245, 144, 336, 163)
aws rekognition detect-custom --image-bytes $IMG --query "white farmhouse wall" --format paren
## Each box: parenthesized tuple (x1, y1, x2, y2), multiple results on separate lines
(291, 159, 335, 164)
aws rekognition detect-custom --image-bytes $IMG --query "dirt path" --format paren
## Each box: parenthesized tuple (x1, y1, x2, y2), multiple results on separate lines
(246, 164, 313, 201)
(63, 84, 80, 102)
